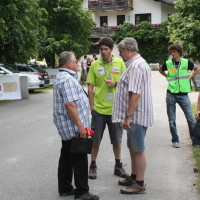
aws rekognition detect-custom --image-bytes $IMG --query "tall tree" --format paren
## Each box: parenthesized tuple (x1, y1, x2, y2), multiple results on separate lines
(168, 0, 200, 60)
(0, 0, 44, 64)
(39, 0, 95, 68)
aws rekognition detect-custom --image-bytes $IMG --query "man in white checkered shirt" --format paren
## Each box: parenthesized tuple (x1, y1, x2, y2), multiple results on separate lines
(112, 38, 153, 195)
(53, 51, 99, 200)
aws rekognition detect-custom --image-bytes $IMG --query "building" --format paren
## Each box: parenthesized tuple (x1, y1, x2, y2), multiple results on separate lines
(83, 0, 176, 38)
(83, 0, 176, 56)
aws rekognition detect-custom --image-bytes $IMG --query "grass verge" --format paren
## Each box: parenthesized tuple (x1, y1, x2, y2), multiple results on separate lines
(192, 104, 200, 190)
(0, 100, 9, 104)
(29, 85, 53, 94)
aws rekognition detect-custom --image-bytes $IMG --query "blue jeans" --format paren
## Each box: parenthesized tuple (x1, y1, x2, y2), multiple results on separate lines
(166, 92, 195, 143)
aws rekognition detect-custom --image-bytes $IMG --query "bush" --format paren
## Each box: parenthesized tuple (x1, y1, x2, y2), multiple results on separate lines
(113, 21, 170, 64)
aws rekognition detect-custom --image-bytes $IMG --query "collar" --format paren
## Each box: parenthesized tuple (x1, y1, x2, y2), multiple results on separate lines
(59, 68, 76, 75)
(99, 55, 115, 64)
(126, 54, 140, 66)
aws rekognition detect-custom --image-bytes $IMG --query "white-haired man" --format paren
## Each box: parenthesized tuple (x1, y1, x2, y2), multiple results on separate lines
(112, 38, 153, 194)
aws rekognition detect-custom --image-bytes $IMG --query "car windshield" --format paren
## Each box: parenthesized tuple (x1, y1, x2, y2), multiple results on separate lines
(29, 65, 46, 73)
(3, 64, 19, 73)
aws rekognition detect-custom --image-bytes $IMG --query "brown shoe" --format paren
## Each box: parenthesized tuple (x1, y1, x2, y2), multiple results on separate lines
(89, 165, 97, 179)
(118, 176, 135, 186)
(114, 162, 128, 178)
(120, 182, 146, 194)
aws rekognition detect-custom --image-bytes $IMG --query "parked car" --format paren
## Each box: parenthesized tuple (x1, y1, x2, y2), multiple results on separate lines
(0, 64, 45, 90)
(15, 64, 50, 86)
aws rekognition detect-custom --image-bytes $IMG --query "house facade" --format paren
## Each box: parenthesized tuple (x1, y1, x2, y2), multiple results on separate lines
(83, 0, 176, 56)
(83, 0, 176, 38)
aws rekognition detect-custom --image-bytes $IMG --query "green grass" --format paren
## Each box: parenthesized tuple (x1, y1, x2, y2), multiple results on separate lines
(192, 104, 200, 190)
(0, 100, 9, 104)
(29, 85, 53, 94)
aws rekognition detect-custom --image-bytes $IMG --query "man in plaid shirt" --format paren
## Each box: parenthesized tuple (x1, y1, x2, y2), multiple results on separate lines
(53, 51, 99, 200)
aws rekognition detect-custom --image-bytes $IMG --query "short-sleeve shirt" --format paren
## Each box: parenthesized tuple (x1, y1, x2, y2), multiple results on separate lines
(86, 55, 126, 115)
(112, 54, 153, 127)
(53, 68, 90, 140)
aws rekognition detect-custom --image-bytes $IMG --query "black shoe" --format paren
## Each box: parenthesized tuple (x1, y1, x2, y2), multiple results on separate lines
(59, 189, 75, 196)
(75, 192, 99, 200)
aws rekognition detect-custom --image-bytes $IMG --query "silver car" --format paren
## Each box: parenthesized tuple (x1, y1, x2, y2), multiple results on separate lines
(0, 64, 45, 90)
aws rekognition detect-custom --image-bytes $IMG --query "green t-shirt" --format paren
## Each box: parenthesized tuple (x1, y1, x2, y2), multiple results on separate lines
(86, 55, 126, 115)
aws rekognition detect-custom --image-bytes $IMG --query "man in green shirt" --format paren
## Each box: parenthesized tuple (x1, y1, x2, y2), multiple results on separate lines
(86, 37, 127, 179)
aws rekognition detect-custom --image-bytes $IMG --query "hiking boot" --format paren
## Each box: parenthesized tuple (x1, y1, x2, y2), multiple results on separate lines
(75, 192, 99, 200)
(120, 182, 146, 194)
(118, 176, 135, 186)
(172, 142, 180, 148)
(59, 189, 75, 196)
(89, 165, 97, 179)
(114, 162, 128, 178)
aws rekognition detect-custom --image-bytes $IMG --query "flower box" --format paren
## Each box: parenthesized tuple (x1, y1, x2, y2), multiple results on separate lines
(89, 0, 99, 4)
(103, 0, 111, 3)
(93, 27, 102, 32)
(112, 26, 120, 31)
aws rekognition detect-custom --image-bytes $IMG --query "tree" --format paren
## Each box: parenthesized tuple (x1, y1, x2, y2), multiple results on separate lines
(0, 0, 44, 64)
(113, 21, 170, 64)
(168, 0, 200, 60)
(39, 0, 95, 68)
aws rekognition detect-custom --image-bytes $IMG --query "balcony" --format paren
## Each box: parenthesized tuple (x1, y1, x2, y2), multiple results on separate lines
(90, 26, 120, 38)
(88, 0, 133, 11)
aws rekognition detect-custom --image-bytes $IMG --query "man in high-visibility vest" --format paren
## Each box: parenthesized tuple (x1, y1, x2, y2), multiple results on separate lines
(159, 44, 200, 148)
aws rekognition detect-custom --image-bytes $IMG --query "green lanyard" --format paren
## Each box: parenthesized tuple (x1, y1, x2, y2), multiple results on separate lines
(102, 58, 114, 80)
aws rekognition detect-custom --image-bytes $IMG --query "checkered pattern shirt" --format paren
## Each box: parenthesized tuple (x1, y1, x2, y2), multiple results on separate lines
(53, 68, 90, 140)
(112, 54, 153, 127)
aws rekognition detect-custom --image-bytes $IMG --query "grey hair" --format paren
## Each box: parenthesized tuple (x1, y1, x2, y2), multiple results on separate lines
(118, 37, 139, 52)
(59, 51, 75, 67)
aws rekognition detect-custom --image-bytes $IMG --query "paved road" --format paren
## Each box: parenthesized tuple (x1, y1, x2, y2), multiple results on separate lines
(0, 71, 199, 200)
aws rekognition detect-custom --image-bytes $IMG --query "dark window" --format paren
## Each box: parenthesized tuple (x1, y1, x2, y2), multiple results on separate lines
(117, 15, 125, 26)
(135, 13, 151, 25)
(28, 65, 46, 73)
(16, 65, 31, 72)
(88, 44, 99, 55)
(100, 16, 108, 27)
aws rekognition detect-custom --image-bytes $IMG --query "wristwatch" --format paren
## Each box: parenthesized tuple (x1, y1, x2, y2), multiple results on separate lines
(125, 112, 133, 118)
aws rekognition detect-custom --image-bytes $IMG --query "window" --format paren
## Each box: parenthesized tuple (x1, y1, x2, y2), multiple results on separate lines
(135, 13, 151, 25)
(117, 15, 125, 26)
(100, 16, 108, 27)
(88, 44, 99, 55)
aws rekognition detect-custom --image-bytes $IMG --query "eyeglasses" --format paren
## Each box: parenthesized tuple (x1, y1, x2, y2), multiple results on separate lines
(100, 48, 109, 51)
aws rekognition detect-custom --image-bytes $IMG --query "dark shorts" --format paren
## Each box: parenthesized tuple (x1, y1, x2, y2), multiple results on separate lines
(127, 123, 147, 152)
(91, 110, 123, 146)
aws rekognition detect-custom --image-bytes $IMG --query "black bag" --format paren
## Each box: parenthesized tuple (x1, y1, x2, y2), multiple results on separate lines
(70, 137, 93, 154)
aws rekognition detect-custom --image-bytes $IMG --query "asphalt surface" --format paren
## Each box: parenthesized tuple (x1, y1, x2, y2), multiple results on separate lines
(0, 71, 199, 200)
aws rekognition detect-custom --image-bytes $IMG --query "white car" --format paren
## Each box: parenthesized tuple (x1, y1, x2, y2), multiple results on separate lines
(0, 65, 45, 90)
